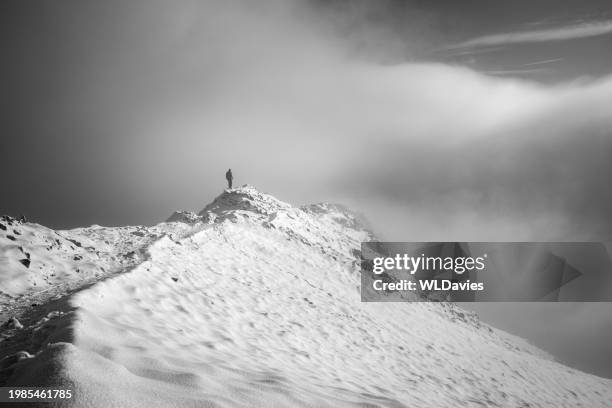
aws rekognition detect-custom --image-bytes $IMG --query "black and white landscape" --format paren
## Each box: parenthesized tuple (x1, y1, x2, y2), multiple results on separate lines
(2, 0, 612, 407)
(1, 187, 611, 407)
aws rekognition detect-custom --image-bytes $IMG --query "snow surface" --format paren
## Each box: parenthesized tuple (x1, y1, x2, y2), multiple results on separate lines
(0, 214, 193, 322)
(2, 186, 612, 407)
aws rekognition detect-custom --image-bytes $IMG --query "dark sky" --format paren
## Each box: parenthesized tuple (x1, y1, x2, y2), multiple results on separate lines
(2, 0, 612, 378)
(2, 0, 612, 231)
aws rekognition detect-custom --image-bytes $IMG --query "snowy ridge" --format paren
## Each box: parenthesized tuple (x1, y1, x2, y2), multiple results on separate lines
(1, 187, 612, 407)
(166, 211, 202, 224)
(198, 186, 374, 261)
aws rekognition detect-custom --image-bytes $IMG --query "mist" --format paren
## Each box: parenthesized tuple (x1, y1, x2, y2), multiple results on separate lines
(2, 0, 611, 240)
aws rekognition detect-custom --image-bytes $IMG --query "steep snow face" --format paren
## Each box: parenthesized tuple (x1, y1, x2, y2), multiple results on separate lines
(0, 216, 192, 321)
(0, 216, 104, 300)
(2, 188, 612, 407)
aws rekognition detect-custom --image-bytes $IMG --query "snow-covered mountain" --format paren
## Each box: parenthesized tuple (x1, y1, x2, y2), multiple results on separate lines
(1, 186, 611, 407)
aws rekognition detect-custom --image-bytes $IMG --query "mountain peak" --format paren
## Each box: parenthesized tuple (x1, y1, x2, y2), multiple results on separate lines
(164, 186, 374, 260)
(197, 185, 374, 238)
(199, 185, 291, 222)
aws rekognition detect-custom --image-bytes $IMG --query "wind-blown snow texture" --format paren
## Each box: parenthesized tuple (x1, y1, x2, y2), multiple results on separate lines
(2, 186, 612, 407)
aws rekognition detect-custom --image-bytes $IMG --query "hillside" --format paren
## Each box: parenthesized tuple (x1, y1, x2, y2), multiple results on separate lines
(1, 186, 612, 407)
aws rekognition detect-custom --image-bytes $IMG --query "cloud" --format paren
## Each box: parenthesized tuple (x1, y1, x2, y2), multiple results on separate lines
(521, 58, 564, 67)
(3, 0, 612, 243)
(452, 20, 612, 48)
(326, 66, 612, 241)
(481, 68, 551, 76)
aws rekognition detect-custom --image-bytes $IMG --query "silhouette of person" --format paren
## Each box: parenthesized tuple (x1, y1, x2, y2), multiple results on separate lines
(225, 168, 233, 189)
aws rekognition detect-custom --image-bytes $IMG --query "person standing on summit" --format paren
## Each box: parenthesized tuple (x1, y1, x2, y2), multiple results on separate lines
(225, 168, 233, 189)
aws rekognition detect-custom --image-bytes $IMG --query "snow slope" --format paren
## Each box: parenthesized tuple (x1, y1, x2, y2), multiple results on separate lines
(0, 214, 193, 322)
(2, 186, 612, 407)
